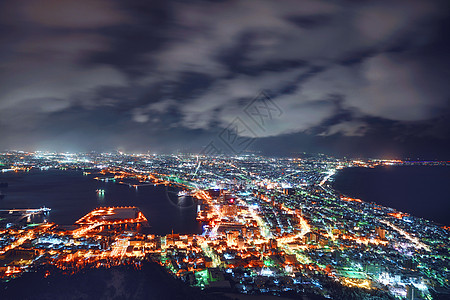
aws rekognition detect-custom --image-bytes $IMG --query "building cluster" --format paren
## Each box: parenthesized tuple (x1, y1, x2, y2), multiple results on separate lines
(0, 151, 449, 299)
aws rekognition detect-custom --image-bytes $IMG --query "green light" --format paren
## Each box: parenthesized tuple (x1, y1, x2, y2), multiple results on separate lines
(264, 259, 275, 267)
(194, 269, 210, 287)
(197, 269, 209, 278)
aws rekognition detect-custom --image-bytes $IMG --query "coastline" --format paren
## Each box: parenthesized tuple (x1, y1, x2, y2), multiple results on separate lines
(331, 165, 450, 226)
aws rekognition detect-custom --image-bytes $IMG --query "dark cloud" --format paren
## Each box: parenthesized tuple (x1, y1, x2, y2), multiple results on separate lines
(0, 0, 449, 159)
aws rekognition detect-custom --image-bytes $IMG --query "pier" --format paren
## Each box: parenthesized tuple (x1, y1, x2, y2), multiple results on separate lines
(0, 207, 51, 225)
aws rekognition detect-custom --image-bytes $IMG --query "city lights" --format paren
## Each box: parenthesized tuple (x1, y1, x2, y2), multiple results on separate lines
(0, 151, 449, 299)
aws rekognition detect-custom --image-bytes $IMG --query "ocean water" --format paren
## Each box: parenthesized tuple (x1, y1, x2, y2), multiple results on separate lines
(0, 169, 202, 235)
(332, 165, 450, 225)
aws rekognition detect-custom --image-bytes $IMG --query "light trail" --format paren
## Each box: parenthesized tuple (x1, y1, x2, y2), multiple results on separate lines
(72, 222, 102, 238)
(0, 230, 35, 254)
(380, 219, 430, 252)
(319, 169, 335, 186)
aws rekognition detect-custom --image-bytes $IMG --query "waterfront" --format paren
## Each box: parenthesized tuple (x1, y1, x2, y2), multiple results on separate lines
(0, 152, 449, 299)
(0, 170, 202, 235)
(333, 165, 450, 225)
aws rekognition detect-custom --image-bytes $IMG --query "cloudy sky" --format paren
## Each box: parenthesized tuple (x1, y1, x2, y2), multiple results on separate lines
(0, 0, 449, 158)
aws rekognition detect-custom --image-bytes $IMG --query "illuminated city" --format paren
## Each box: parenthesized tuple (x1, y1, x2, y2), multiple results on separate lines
(1, 1, 450, 299)
(0, 151, 449, 299)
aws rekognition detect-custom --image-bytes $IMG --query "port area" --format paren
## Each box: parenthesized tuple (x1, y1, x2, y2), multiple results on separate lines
(73, 206, 149, 235)
(0, 206, 151, 280)
(0, 207, 50, 228)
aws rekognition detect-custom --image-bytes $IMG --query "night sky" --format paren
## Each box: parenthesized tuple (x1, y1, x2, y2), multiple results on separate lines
(0, 0, 449, 159)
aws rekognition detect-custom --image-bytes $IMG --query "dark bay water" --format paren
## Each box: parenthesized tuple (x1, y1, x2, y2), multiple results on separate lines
(333, 165, 450, 225)
(0, 169, 202, 235)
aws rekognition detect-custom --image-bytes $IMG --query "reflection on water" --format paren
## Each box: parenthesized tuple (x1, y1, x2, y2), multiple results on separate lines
(96, 189, 105, 202)
(0, 170, 202, 235)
